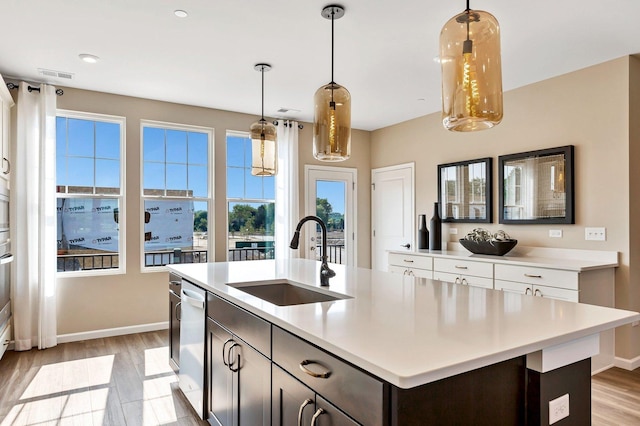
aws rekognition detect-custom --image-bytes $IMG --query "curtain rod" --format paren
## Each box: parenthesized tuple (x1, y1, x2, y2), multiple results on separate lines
(6, 82, 64, 96)
(273, 120, 303, 129)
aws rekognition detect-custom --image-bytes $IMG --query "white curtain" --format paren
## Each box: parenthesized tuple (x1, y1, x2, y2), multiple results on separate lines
(13, 82, 58, 350)
(275, 120, 299, 259)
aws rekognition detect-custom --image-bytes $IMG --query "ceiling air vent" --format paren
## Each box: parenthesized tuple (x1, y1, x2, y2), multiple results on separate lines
(277, 107, 301, 114)
(38, 68, 74, 80)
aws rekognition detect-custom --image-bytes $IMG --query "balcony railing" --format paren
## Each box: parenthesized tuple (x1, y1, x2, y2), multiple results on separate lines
(57, 243, 346, 272)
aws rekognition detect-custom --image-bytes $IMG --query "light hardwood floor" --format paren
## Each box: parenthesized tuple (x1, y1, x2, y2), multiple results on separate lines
(0, 330, 207, 425)
(0, 330, 638, 425)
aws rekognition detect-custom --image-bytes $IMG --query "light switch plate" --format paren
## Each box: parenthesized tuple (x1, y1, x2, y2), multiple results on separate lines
(585, 227, 606, 241)
(549, 229, 562, 238)
(449, 228, 458, 235)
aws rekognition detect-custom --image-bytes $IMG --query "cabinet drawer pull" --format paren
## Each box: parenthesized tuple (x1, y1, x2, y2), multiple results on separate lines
(311, 408, 326, 426)
(402, 259, 414, 263)
(298, 398, 313, 426)
(299, 360, 332, 379)
(524, 274, 542, 278)
(455, 265, 468, 270)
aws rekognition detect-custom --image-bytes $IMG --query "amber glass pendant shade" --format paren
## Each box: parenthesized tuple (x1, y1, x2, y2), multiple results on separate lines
(250, 119, 277, 176)
(250, 63, 277, 176)
(313, 82, 351, 161)
(440, 8, 503, 132)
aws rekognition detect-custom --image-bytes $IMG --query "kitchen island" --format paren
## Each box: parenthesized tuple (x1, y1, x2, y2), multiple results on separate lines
(170, 258, 639, 425)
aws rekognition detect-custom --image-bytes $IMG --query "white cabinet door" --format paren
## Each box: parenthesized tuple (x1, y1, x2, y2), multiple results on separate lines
(434, 271, 493, 289)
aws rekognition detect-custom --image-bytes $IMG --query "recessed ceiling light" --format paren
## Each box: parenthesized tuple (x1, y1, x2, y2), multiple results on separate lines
(174, 9, 188, 18)
(79, 54, 100, 64)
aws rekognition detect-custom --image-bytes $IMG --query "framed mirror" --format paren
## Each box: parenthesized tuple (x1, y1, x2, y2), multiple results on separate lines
(438, 157, 492, 223)
(499, 145, 574, 224)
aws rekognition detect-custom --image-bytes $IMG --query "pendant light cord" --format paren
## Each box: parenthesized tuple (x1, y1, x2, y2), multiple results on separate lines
(261, 66, 265, 121)
(331, 8, 335, 84)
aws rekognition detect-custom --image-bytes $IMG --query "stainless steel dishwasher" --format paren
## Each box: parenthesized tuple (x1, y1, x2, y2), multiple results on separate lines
(179, 280, 206, 419)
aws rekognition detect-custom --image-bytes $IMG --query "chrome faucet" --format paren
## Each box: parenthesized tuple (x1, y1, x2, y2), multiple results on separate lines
(290, 215, 336, 286)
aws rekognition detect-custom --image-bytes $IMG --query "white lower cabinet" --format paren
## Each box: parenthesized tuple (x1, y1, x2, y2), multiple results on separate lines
(494, 279, 578, 302)
(494, 264, 579, 302)
(433, 258, 494, 289)
(388, 252, 432, 278)
(433, 271, 494, 289)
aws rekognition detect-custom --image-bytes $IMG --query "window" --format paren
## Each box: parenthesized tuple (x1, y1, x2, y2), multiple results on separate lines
(142, 121, 213, 268)
(226, 132, 275, 261)
(56, 111, 125, 273)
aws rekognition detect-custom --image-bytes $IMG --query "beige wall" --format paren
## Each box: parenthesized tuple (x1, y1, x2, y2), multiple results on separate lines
(33, 87, 371, 335)
(371, 56, 639, 359)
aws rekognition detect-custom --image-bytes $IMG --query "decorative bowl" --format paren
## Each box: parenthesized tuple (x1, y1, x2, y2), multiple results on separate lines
(459, 239, 518, 256)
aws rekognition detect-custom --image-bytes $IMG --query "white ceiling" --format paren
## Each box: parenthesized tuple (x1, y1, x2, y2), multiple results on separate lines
(2, 0, 639, 131)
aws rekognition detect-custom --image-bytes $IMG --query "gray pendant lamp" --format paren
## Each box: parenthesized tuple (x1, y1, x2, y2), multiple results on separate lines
(250, 63, 277, 176)
(313, 5, 351, 161)
(440, 0, 503, 131)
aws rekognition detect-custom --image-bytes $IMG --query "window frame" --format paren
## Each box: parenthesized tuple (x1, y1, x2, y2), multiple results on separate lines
(140, 119, 214, 272)
(226, 130, 276, 261)
(56, 109, 127, 276)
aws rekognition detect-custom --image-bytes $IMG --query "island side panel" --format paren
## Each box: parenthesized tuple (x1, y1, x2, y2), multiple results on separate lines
(526, 358, 591, 426)
(390, 356, 526, 426)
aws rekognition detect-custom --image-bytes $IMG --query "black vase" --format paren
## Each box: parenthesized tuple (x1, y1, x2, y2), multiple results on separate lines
(418, 214, 429, 249)
(429, 202, 442, 251)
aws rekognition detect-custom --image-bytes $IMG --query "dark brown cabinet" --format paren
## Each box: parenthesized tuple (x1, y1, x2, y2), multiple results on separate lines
(273, 365, 358, 426)
(206, 297, 270, 426)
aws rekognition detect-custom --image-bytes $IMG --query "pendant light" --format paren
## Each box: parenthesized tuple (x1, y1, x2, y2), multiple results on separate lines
(250, 63, 277, 176)
(440, 0, 503, 132)
(313, 5, 351, 161)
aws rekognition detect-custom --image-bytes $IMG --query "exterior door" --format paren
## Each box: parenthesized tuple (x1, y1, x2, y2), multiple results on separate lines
(371, 163, 414, 271)
(304, 165, 356, 266)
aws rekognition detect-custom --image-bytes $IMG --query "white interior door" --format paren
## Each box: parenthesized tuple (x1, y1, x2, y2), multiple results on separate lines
(305, 165, 356, 266)
(371, 163, 414, 271)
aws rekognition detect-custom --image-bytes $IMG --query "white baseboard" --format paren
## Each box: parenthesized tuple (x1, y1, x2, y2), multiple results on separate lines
(613, 355, 640, 371)
(57, 321, 169, 344)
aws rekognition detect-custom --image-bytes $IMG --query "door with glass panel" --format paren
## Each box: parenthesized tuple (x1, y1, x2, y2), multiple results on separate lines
(304, 165, 356, 266)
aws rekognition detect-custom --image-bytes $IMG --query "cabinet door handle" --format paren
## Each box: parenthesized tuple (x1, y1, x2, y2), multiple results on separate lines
(454, 277, 461, 284)
(222, 338, 235, 367)
(402, 259, 414, 263)
(408, 270, 414, 276)
(534, 289, 543, 297)
(310, 408, 326, 426)
(175, 301, 181, 321)
(299, 360, 332, 379)
(227, 341, 241, 372)
(524, 274, 542, 278)
(525, 287, 533, 295)
(461, 278, 468, 285)
(2, 158, 9, 175)
(455, 265, 468, 270)
(400, 243, 411, 249)
(298, 398, 313, 426)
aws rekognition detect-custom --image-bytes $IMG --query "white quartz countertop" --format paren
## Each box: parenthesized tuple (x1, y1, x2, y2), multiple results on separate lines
(389, 246, 619, 271)
(169, 259, 638, 389)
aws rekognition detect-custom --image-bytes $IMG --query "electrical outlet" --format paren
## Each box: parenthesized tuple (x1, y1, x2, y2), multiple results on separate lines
(549, 394, 570, 424)
(549, 229, 562, 238)
(449, 228, 458, 235)
(585, 227, 606, 241)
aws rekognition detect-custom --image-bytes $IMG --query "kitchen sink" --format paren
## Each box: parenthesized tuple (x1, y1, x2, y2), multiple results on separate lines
(229, 280, 351, 306)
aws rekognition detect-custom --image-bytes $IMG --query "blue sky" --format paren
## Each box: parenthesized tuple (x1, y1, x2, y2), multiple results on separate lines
(56, 119, 343, 215)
